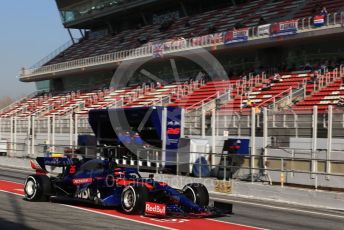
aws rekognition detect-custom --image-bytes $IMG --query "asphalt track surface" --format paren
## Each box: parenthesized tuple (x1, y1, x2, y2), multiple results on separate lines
(0, 167, 343, 230)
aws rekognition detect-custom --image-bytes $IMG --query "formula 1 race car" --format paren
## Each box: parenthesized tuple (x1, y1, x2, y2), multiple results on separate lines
(24, 157, 227, 217)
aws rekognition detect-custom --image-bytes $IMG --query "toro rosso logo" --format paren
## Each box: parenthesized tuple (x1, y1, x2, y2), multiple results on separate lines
(145, 202, 166, 216)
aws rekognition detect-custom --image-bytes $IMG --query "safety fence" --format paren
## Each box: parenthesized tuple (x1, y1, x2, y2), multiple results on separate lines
(0, 115, 92, 157)
(1, 104, 344, 188)
(185, 105, 344, 143)
(0, 105, 344, 152)
(2, 105, 344, 155)
(2, 142, 343, 189)
(130, 149, 344, 189)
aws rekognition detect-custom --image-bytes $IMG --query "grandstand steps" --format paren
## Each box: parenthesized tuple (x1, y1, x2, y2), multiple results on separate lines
(125, 84, 179, 107)
(221, 73, 310, 111)
(294, 77, 344, 110)
(169, 80, 231, 108)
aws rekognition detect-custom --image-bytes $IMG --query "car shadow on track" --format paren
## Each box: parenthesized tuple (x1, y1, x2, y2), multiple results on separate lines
(0, 217, 36, 230)
(49, 196, 118, 210)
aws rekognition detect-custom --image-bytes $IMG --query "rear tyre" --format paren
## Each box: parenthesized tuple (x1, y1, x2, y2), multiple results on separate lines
(24, 174, 51, 201)
(182, 183, 209, 207)
(121, 185, 149, 214)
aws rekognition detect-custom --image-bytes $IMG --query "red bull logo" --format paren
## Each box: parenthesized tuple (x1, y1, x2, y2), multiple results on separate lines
(145, 202, 166, 216)
(167, 127, 180, 135)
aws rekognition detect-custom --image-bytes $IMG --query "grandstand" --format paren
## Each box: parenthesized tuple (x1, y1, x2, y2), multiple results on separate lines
(2, 0, 344, 188)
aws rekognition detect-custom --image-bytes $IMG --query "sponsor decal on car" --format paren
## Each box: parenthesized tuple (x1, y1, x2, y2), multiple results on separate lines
(167, 127, 181, 135)
(43, 157, 73, 166)
(69, 165, 77, 174)
(72, 178, 93, 185)
(145, 202, 166, 216)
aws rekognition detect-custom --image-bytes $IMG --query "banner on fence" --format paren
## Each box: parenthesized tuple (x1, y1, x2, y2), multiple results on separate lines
(192, 36, 202, 46)
(164, 38, 186, 49)
(208, 32, 224, 44)
(271, 20, 298, 37)
(152, 43, 164, 58)
(313, 15, 325, 27)
(224, 28, 249, 45)
(257, 24, 271, 36)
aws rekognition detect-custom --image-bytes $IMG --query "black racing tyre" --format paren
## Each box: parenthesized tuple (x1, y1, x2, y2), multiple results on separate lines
(182, 183, 209, 207)
(121, 185, 149, 214)
(24, 174, 52, 201)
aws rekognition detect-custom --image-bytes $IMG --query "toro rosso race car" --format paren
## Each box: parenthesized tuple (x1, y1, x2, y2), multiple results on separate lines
(24, 157, 225, 217)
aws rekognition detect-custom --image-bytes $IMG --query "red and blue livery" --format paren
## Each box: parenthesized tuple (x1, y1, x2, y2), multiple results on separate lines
(24, 157, 223, 217)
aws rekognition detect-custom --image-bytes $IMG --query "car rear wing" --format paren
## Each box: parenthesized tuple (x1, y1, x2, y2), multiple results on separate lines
(30, 157, 73, 173)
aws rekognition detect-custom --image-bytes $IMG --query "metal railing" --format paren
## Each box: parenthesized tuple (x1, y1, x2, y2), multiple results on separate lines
(187, 90, 231, 112)
(30, 39, 79, 69)
(184, 74, 266, 113)
(257, 87, 293, 109)
(107, 98, 124, 109)
(0, 90, 48, 115)
(2, 106, 344, 189)
(270, 86, 306, 110)
(145, 94, 171, 107)
(19, 12, 343, 79)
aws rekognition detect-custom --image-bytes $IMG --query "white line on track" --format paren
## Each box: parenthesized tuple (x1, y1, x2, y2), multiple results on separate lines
(0, 180, 176, 230)
(213, 197, 344, 220)
(206, 218, 267, 230)
(4, 173, 342, 226)
(60, 204, 177, 230)
(0, 187, 258, 230)
(0, 189, 24, 197)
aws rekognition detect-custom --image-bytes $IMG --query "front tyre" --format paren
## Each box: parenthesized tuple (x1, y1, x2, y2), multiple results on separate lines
(24, 175, 51, 201)
(182, 183, 209, 207)
(121, 185, 149, 214)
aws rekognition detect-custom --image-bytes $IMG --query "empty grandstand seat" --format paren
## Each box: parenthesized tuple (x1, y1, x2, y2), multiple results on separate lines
(42, 0, 310, 67)
(294, 0, 344, 19)
(294, 77, 344, 111)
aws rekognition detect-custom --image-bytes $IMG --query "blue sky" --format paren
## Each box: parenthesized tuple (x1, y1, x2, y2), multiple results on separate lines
(0, 0, 70, 99)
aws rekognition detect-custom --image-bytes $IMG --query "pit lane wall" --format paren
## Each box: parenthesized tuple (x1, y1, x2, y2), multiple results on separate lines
(0, 156, 344, 211)
(186, 135, 344, 189)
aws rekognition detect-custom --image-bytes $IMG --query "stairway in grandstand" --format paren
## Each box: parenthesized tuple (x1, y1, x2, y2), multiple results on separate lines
(293, 72, 344, 111)
(172, 79, 234, 136)
(124, 84, 180, 108)
(75, 87, 139, 115)
(169, 80, 232, 109)
(0, 92, 51, 118)
(220, 73, 308, 111)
